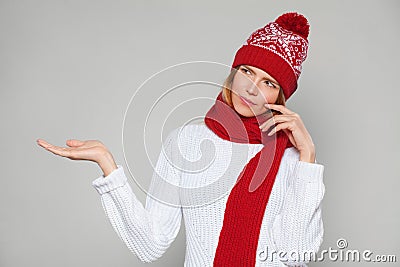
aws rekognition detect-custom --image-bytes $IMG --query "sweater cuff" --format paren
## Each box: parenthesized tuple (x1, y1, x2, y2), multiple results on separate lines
(294, 160, 324, 183)
(92, 164, 127, 195)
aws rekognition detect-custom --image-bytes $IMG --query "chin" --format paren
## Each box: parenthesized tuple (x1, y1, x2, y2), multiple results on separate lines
(234, 105, 259, 117)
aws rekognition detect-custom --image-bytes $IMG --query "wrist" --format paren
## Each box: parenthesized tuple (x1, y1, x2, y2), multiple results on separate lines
(299, 146, 316, 163)
(98, 151, 118, 177)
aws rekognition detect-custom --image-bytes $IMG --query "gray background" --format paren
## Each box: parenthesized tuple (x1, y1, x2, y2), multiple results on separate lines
(1, 0, 399, 266)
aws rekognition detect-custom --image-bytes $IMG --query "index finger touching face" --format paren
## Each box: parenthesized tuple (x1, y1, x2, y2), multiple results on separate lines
(264, 103, 293, 114)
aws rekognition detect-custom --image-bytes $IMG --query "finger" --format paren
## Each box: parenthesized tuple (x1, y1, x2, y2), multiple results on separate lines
(267, 122, 292, 136)
(37, 139, 53, 149)
(37, 138, 47, 145)
(259, 115, 284, 130)
(44, 144, 73, 157)
(66, 139, 85, 147)
(264, 103, 294, 115)
(283, 128, 297, 147)
(259, 115, 293, 132)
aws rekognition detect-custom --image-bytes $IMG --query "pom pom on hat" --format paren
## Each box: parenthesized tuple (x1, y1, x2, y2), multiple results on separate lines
(275, 12, 310, 39)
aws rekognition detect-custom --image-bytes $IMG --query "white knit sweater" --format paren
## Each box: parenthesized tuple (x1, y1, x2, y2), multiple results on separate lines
(92, 122, 325, 267)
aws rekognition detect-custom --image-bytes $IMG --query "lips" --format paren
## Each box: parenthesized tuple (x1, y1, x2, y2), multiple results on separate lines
(240, 95, 255, 106)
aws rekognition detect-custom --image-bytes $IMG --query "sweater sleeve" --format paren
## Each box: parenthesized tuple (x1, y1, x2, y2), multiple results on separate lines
(269, 151, 325, 266)
(91, 129, 183, 263)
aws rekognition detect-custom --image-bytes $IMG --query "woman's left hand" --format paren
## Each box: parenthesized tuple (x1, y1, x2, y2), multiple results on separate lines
(259, 103, 316, 163)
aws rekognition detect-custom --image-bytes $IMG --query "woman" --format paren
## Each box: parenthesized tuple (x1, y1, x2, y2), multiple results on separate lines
(37, 12, 325, 266)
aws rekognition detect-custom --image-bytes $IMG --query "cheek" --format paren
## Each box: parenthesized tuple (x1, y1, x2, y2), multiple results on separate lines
(231, 93, 241, 105)
(260, 89, 279, 104)
(231, 75, 250, 92)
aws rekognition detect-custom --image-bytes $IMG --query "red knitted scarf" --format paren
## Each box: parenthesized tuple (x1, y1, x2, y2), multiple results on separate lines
(204, 92, 293, 266)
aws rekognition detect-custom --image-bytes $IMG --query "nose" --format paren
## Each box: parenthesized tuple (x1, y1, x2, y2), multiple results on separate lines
(246, 83, 258, 95)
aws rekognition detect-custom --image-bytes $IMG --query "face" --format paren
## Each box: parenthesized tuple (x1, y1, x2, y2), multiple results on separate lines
(230, 65, 281, 117)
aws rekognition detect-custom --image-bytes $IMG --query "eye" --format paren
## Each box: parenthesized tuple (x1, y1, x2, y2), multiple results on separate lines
(240, 67, 251, 75)
(265, 80, 277, 88)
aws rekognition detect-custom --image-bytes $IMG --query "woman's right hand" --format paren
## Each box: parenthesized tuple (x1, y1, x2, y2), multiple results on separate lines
(36, 138, 118, 177)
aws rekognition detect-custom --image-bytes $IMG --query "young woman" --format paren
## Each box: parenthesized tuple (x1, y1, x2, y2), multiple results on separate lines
(37, 12, 325, 267)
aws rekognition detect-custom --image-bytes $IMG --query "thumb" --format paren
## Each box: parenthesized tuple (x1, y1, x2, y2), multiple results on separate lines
(66, 139, 85, 147)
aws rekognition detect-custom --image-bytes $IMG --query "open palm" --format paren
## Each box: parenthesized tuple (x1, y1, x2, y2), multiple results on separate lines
(37, 138, 108, 163)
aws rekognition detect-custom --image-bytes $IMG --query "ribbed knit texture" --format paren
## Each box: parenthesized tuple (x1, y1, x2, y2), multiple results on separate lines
(232, 45, 298, 100)
(92, 123, 325, 266)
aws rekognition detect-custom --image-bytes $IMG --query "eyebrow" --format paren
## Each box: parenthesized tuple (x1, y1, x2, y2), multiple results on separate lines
(243, 65, 280, 87)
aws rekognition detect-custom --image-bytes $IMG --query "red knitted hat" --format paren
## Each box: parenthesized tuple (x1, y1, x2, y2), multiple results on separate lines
(231, 12, 310, 100)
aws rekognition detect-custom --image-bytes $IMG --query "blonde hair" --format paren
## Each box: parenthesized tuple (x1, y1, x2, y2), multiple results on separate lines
(221, 65, 286, 116)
